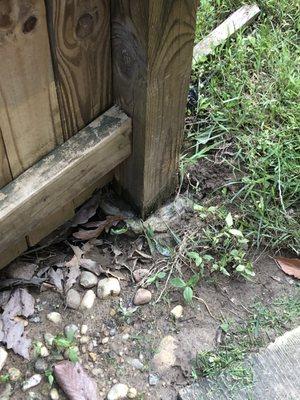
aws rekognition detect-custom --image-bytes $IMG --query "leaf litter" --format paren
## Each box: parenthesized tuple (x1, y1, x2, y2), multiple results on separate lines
(0, 288, 35, 359)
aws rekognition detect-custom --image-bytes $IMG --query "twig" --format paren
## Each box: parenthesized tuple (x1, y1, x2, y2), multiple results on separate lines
(193, 295, 219, 321)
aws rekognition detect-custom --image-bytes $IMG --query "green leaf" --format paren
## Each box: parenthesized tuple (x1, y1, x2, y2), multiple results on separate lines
(54, 337, 71, 349)
(171, 277, 186, 288)
(183, 287, 193, 303)
(187, 274, 200, 288)
(157, 272, 167, 279)
(187, 251, 203, 267)
(236, 265, 246, 272)
(111, 226, 128, 235)
(68, 347, 79, 363)
(194, 204, 205, 212)
(225, 212, 233, 227)
(220, 322, 230, 333)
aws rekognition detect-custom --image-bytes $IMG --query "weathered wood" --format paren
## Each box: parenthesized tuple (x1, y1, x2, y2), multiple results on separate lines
(0, 0, 64, 179)
(46, 0, 112, 139)
(0, 131, 11, 188)
(0, 106, 131, 254)
(111, 0, 197, 216)
(27, 202, 75, 247)
(193, 4, 260, 60)
(0, 238, 28, 270)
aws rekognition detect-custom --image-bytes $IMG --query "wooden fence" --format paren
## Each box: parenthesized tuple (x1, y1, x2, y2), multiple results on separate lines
(0, 0, 197, 268)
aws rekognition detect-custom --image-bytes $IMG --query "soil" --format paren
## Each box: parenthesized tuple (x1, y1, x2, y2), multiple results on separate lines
(0, 169, 298, 400)
(0, 228, 298, 400)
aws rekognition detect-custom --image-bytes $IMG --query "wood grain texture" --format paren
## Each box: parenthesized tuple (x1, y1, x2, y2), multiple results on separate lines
(46, 0, 112, 139)
(0, 0, 63, 178)
(0, 106, 131, 253)
(111, 0, 197, 216)
(0, 130, 11, 188)
(0, 238, 27, 270)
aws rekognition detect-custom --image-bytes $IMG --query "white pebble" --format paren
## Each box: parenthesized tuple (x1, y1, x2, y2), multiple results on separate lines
(80, 290, 96, 309)
(47, 312, 62, 324)
(0, 347, 8, 371)
(171, 305, 183, 319)
(50, 388, 59, 400)
(22, 374, 42, 391)
(81, 324, 88, 335)
(97, 278, 121, 299)
(107, 383, 128, 400)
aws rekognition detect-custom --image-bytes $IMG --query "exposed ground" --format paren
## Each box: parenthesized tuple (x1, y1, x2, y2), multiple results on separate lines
(0, 0, 299, 399)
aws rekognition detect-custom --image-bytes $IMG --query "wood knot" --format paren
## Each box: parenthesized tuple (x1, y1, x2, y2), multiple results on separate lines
(76, 13, 94, 39)
(23, 15, 37, 33)
(0, 13, 13, 30)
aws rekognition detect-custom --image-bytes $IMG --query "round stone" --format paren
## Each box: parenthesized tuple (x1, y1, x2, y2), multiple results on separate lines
(97, 278, 121, 299)
(133, 289, 152, 305)
(66, 289, 81, 310)
(107, 383, 128, 400)
(47, 312, 62, 324)
(80, 271, 98, 288)
(80, 290, 96, 310)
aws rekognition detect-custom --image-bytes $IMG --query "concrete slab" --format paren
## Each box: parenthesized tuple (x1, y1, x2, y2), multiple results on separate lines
(179, 326, 300, 400)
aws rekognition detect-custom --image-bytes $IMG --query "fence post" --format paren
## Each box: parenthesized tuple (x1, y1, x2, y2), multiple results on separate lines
(111, 0, 197, 216)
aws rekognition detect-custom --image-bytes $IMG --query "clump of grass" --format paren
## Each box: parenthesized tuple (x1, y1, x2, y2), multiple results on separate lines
(193, 293, 300, 390)
(187, 0, 300, 253)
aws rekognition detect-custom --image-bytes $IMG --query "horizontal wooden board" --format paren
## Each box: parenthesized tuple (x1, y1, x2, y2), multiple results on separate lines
(0, 106, 131, 253)
(193, 4, 260, 60)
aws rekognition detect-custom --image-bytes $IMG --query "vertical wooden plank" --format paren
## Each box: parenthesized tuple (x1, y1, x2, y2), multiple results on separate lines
(0, 0, 64, 178)
(111, 0, 197, 216)
(46, 0, 112, 139)
(0, 130, 11, 188)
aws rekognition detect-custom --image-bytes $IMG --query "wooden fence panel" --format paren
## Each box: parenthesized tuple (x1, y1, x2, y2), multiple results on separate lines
(46, 0, 112, 139)
(0, 0, 64, 180)
(0, 132, 11, 187)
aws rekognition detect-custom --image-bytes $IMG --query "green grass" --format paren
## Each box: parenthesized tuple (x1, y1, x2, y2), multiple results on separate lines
(193, 292, 300, 392)
(186, 0, 300, 253)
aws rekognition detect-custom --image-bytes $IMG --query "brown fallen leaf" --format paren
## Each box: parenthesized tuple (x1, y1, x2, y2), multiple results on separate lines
(54, 361, 99, 400)
(73, 216, 123, 240)
(0, 288, 35, 359)
(72, 194, 100, 227)
(275, 257, 300, 280)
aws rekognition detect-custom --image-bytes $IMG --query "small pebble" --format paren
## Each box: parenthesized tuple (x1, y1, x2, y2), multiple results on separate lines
(80, 335, 90, 344)
(97, 278, 121, 299)
(80, 290, 96, 310)
(0, 347, 8, 371)
(128, 387, 138, 398)
(64, 324, 79, 339)
(171, 305, 183, 319)
(80, 271, 98, 288)
(66, 289, 81, 310)
(50, 388, 59, 400)
(8, 367, 21, 381)
(44, 333, 55, 346)
(40, 345, 49, 357)
(81, 324, 88, 335)
(34, 358, 48, 373)
(22, 374, 42, 391)
(133, 289, 152, 305)
(126, 358, 144, 370)
(102, 337, 109, 345)
(107, 383, 128, 400)
(133, 268, 149, 283)
(148, 373, 160, 386)
(47, 312, 62, 324)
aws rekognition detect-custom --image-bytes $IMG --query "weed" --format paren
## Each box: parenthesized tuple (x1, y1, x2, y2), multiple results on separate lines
(186, 0, 300, 252)
(194, 292, 300, 390)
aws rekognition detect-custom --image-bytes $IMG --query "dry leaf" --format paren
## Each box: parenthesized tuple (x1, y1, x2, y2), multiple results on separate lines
(0, 288, 35, 359)
(49, 268, 64, 292)
(54, 361, 99, 400)
(73, 216, 123, 240)
(72, 194, 100, 226)
(275, 257, 300, 280)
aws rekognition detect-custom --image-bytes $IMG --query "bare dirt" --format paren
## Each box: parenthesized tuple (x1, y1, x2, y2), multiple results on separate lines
(0, 226, 298, 400)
